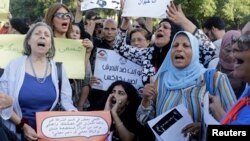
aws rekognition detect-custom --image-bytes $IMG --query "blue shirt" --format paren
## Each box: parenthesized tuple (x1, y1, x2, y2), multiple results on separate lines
(228, 86, 250, 125)
(19, 73, 56, 129)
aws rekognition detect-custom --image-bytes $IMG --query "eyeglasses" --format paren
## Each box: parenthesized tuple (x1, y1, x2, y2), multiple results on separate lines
(231, 34, 250, 51)
(131, 38, 146, 44)
(54, 12, 73, 20)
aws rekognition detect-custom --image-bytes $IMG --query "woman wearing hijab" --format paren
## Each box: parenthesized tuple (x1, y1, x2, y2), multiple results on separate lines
(113, 2, 216, 85)
(216, 30, 246, 99)
(209, 21, 250, 125)
(137, 31, 236, 140)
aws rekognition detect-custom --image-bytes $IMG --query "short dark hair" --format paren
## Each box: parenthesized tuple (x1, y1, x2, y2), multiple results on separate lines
(9, 18, 30, 34)
(85, 10, 99, 20)
(203, 16, 225, 30)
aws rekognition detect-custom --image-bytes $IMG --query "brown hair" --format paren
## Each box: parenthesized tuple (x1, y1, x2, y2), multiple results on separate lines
(44, 2, 73, 38)
(129, 28, 150, 41)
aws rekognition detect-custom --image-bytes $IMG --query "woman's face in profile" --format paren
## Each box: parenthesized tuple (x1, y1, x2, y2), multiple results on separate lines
(171, 34, 192, 69)
(232, 35, 250, 82)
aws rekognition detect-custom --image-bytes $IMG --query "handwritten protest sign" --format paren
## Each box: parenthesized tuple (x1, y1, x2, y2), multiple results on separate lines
(81, 0, 120, 11)
(0, 34, 85, 79)
(0, 0, 9, 21)
(122, 0, 170, 18)
(54, 38, 86, 79)
(36, 111, 111, 141)
(93, 48, 143, 92)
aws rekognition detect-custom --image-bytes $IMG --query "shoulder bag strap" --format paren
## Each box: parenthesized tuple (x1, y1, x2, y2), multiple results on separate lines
(56, 62, 62, 101)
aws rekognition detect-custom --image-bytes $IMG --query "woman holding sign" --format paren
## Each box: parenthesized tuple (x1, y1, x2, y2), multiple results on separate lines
(44, 2, 94, 109)
(136, 31, 236, 140)
(113, 1, 216, 84)
(0, 22, 77, 141)
(104, 80, 149, 141)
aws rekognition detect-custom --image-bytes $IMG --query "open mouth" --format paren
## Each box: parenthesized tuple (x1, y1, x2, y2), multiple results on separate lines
(62, 22, 68, 27)
(37, 42, 45, 47)
(236, 58, 244, 64)
(111, 98, 116, 104)
(175, 54, 184, 60)
(156, 34, 163, 38)
(234, 57, 244, 68)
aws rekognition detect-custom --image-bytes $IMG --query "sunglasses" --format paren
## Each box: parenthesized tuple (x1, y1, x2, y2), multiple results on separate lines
(231, 34, 250, 51)
(54, 12, 73, 20)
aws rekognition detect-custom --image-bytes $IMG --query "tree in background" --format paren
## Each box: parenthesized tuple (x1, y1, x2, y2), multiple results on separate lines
(9, 0, 73, 23)
(174, 0, 250, 30)
(9, 0, 250, 29)
(220, 0, 250, 29)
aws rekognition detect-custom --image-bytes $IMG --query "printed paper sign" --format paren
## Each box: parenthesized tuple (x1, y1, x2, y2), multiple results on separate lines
(36, 111, 111, 141)
(0, 34, 86, 79)
(93, 48, 143, 92)
(122, 0, 170, 18)
(0, 0, 9, 21)
(203, 92, 220, 125)
(81, 0, 120, 11)
(200, 92, 220, 140)
(148, 104, 193, 141)
(0, 0, 9, 13)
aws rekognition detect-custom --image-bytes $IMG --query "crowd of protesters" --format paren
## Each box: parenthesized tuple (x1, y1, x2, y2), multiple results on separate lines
(0, 0, 250, 141)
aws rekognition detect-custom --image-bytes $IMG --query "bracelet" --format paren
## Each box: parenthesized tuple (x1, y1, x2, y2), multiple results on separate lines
(16, 118, 29, 133)
(192, 27, 198, 35)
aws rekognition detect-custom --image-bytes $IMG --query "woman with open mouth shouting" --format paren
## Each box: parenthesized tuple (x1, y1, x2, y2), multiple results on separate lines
(137, 31, 236, 140)
(0, 22, 77, 141)
(209, 21, 250, 125)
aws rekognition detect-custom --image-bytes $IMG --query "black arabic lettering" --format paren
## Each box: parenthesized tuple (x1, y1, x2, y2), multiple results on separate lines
(138, 0, 157, 5)
(119, 67, 126, 73)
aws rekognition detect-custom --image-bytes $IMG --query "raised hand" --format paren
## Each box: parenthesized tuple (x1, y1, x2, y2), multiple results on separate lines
(166, 1, 196, 33)
(167, 2, 187, 26)
(89, 76, 99, 87)
(104, 94, 115, 111)
(82, 38, 93, 53)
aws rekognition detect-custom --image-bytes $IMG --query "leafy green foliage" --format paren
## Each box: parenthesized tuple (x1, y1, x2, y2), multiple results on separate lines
(9, 0, 250, 29)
